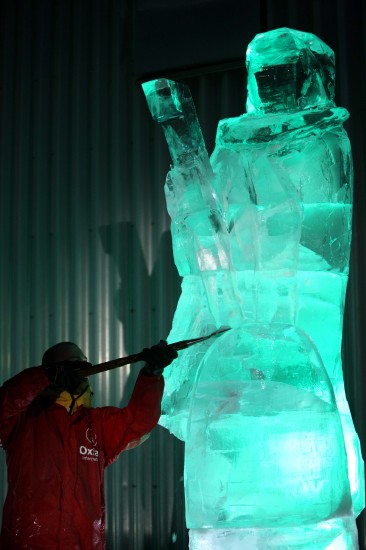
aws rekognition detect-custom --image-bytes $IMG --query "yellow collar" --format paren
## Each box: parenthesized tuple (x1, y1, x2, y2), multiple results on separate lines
(42, 382, 92, 414)
(54, 389, 92, 413)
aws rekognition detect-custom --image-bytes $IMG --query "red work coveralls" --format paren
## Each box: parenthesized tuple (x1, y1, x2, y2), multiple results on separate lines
(0, 366, 164, 549)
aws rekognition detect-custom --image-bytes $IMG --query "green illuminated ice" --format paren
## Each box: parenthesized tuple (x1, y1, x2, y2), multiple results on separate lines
(142, 28, 364, 549)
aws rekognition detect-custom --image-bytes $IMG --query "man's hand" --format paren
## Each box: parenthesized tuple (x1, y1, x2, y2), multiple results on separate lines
(44, 361, 91, 393)
(140, 340, 178, 377)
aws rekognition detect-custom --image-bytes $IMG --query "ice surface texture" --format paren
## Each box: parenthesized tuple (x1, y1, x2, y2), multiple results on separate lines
(142, 27, 364, 549)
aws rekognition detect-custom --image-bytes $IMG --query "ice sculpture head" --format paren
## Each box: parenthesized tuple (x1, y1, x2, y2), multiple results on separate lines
(246, 27, 335, 114)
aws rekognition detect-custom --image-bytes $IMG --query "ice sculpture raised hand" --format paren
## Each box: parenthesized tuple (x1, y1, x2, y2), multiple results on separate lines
(142, 28, 364, 549)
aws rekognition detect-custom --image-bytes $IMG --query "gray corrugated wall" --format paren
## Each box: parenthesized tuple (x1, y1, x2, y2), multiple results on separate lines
(0, 1, 186, 548)
(1, 1, 366, 548)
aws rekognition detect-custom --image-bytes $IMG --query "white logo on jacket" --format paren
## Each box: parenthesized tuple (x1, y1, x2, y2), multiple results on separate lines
(79, 445, 99, 461)
(80, 427, 99, 462)
(86, 427, 97, 446)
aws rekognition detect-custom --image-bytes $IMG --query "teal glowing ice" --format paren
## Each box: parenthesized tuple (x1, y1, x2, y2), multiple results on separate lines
(142, 28, 364, 549)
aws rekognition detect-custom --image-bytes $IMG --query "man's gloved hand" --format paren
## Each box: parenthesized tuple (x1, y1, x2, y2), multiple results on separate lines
(141, 340, 178, 377)
(44, 361, 91, 393)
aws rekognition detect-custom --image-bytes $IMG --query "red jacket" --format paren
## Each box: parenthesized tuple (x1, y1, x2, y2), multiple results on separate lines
(0, 366, 164, 549)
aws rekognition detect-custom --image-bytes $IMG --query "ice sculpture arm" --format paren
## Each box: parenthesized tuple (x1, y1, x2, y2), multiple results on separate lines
(142, 79, 228, 272)
(143, 79, 244, 327)
(142, 78, 208, 168)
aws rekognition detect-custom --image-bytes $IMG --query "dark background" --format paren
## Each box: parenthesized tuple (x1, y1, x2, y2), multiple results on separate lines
(0, 0, 365, 548)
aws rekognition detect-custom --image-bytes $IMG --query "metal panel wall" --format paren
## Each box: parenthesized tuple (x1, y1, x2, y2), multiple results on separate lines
(0, 1, 186, 548)
(1, 1, 366, 548)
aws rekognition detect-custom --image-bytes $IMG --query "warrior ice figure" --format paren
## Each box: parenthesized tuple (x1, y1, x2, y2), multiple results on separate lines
(142, 28, 364, 549)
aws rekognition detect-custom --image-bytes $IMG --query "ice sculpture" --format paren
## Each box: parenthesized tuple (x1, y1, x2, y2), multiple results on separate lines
(142, 28, 364, 549)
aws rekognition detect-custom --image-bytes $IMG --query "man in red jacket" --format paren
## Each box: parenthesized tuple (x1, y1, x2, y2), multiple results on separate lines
(0, 340, 177, 550)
